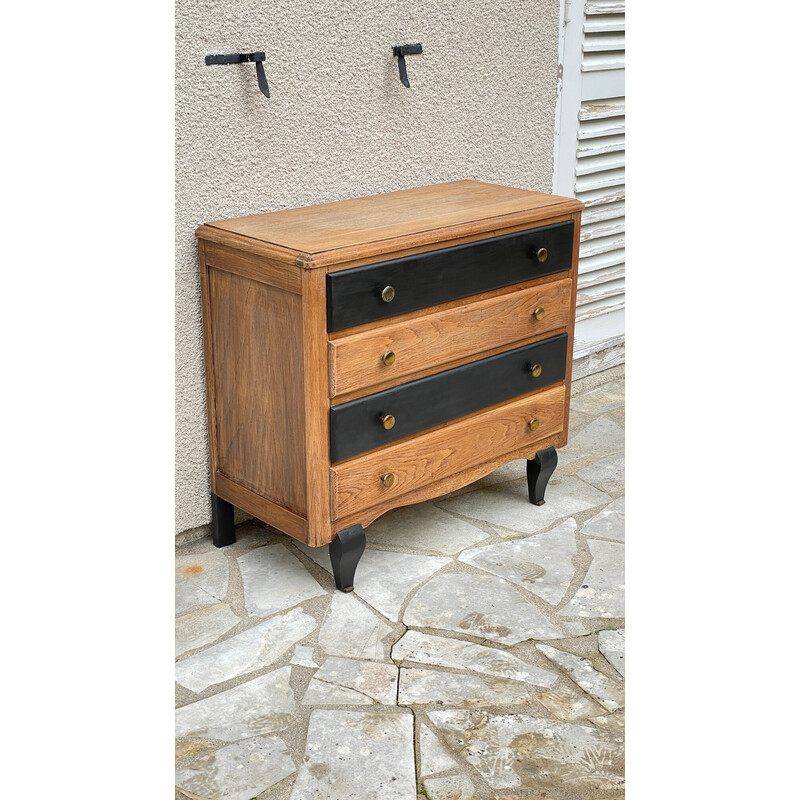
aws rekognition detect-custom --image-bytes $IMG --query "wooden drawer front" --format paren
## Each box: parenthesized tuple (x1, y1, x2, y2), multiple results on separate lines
(329, 278, 572, 397)
(326, 221, 574, 332)
(329, 333, 568, 462)
(332, 385, 566, 519)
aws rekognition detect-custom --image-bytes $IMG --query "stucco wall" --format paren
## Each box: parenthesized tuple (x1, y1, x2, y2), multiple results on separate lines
(175, 0, 562, 534)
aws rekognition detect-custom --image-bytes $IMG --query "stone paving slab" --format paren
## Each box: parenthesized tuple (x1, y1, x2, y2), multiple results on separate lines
(436, 476, 610, 536)
(175, 606, 318, 693)
(175, 550, 229, 615)
(175, 666, 294, 741)
(175, 368, 625, 799)
(176, 735, 295, 800)
(428, 710, 624, 792)
(238, 544, 326, 617)
(404, 572, 564, 644)
(289, 710, 416, 800)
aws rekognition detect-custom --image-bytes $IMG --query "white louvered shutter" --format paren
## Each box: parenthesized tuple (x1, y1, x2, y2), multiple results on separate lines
(554, 0, 625, 378)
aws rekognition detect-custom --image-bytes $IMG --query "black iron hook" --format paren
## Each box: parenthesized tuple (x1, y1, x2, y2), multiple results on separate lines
(393, 44, 422, 88)
(205, 52, 270, 98)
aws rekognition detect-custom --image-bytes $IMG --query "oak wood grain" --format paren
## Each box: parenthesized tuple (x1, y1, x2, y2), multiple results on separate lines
(201, 181, 583, 268)
(329, 279, 572, 397)
(214, 473, 308, 542)
(331, 385, 566, 520)
(560, 211, 582, 447)
(197, 241, 220, 494)
(203, 240, 302, 294)
(301, 269, 334, 547)
(209, 267, 307, 515)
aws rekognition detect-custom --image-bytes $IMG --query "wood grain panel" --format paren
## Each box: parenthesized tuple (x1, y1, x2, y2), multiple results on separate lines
(214, 473, 308, 543)
(329, 279, 572, 397)
(209, 267, 307, 515)
(301, 269, 334, 547)
(203, 241, 302, 294)
(203, 181, 582, 268)
(331, 385, 566, 519)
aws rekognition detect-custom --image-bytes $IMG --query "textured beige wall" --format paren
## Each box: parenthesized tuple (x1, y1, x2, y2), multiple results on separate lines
(175, 0, 562, 534)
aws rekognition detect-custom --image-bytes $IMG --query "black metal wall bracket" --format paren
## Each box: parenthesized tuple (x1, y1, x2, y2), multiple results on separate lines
(205, 52, 270, 98)
(393, 44, 422, 88)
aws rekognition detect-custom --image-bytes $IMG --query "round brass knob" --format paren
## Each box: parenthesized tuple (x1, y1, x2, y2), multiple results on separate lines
(530, 364, 543, 378)
(528, 418, 540, 432)
(381, 472, 396, 488)
(382, 350, 396, 366)
(532, 306, 546, 321)
(381, 286, 396, 303)
(536, 247, 548, 263)
(380, 413, 396, 430)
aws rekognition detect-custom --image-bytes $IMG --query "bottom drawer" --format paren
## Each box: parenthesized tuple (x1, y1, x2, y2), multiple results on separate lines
(331, 384, 566, 519)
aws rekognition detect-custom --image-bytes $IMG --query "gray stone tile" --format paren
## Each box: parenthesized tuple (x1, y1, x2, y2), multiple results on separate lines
(581, 497, 625, 542)
(175, 606, 318, 693)
(318, 591, 394, 661)
(419, 722, 458, 777)
(570, 381, 625, 417)
(533, 684, 606, 721)
(459, 518, 578, 605)
(536, 644, 624, 712)
(175, 603, 240, 659)
(365, 503, 489, 554)
(290, 645, 318, 668)
(436, 477, 610, 537)
(428, 710, 624, 791)
(295, 543, 449, 622)
(560, 415, 624, 458)
(175, 734, 295, 800)
(289, 710, 416, 800)
(302, 657, 398, 705)
(577, 453, 625, 494)
(598, 629, 625, 677)
(423, 774, 479, 800)
(559, 539, 624, 619)
(175, 550, 229, 615)
(592, 711, 625, 731)
(404, 572, 564, 645)
(175, 666, 294, 741)
(399, 667, 536, 707)
(238, 544, 326, 617)
(392, 630, 557, 687)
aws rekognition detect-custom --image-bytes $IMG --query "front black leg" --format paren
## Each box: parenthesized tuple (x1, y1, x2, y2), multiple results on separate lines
(329, 524, 366, 593)
(211, 493, 236, 547)
(527, 447, 558, 506)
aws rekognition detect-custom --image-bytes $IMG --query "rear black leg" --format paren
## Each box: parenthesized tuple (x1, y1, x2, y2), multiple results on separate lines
(211, 493, 236, 547)
(329, 524, 366, 593)
(527, 447, 558, 506)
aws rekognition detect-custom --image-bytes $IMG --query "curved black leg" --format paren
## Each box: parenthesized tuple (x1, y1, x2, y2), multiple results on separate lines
(527, 447, 558, 506)
(211, 493, 236, 547)
(329, 524, 366, 593)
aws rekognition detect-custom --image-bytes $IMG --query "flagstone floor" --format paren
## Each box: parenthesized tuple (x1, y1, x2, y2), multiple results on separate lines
(175, 365, 625, 800)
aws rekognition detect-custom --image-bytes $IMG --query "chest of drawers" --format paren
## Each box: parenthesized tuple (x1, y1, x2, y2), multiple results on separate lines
(195, 181, 583, 591)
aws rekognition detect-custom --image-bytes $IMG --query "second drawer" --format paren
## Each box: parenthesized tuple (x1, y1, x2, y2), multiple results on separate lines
(330, 333, 568, 462)
(329, 278, 572, 397)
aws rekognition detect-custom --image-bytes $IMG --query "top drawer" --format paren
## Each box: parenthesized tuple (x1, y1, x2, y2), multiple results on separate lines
(326, 221, 574, 332)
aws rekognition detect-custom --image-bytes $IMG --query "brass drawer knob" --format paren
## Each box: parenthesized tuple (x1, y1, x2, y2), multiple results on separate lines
(529, 363, 543, 378)
(528, 417, 540, 432)
(532, 306, 546, 321)
(381, 472, 396, 488)
(380, 413, 396, 430)
(381, 286, 396, 303)
(536, 247, 548, 263)
(382, 350, 396, 366)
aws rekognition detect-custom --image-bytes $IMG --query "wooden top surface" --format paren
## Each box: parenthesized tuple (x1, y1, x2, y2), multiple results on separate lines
(197, 180, 583, 268)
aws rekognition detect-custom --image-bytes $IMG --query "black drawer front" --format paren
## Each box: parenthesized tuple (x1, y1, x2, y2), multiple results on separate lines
(330, 334, 568, 462)
(326, 221, 574, 332)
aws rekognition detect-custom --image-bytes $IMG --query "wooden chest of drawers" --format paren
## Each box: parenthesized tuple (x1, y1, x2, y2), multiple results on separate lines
(196, 181, 583, 591)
